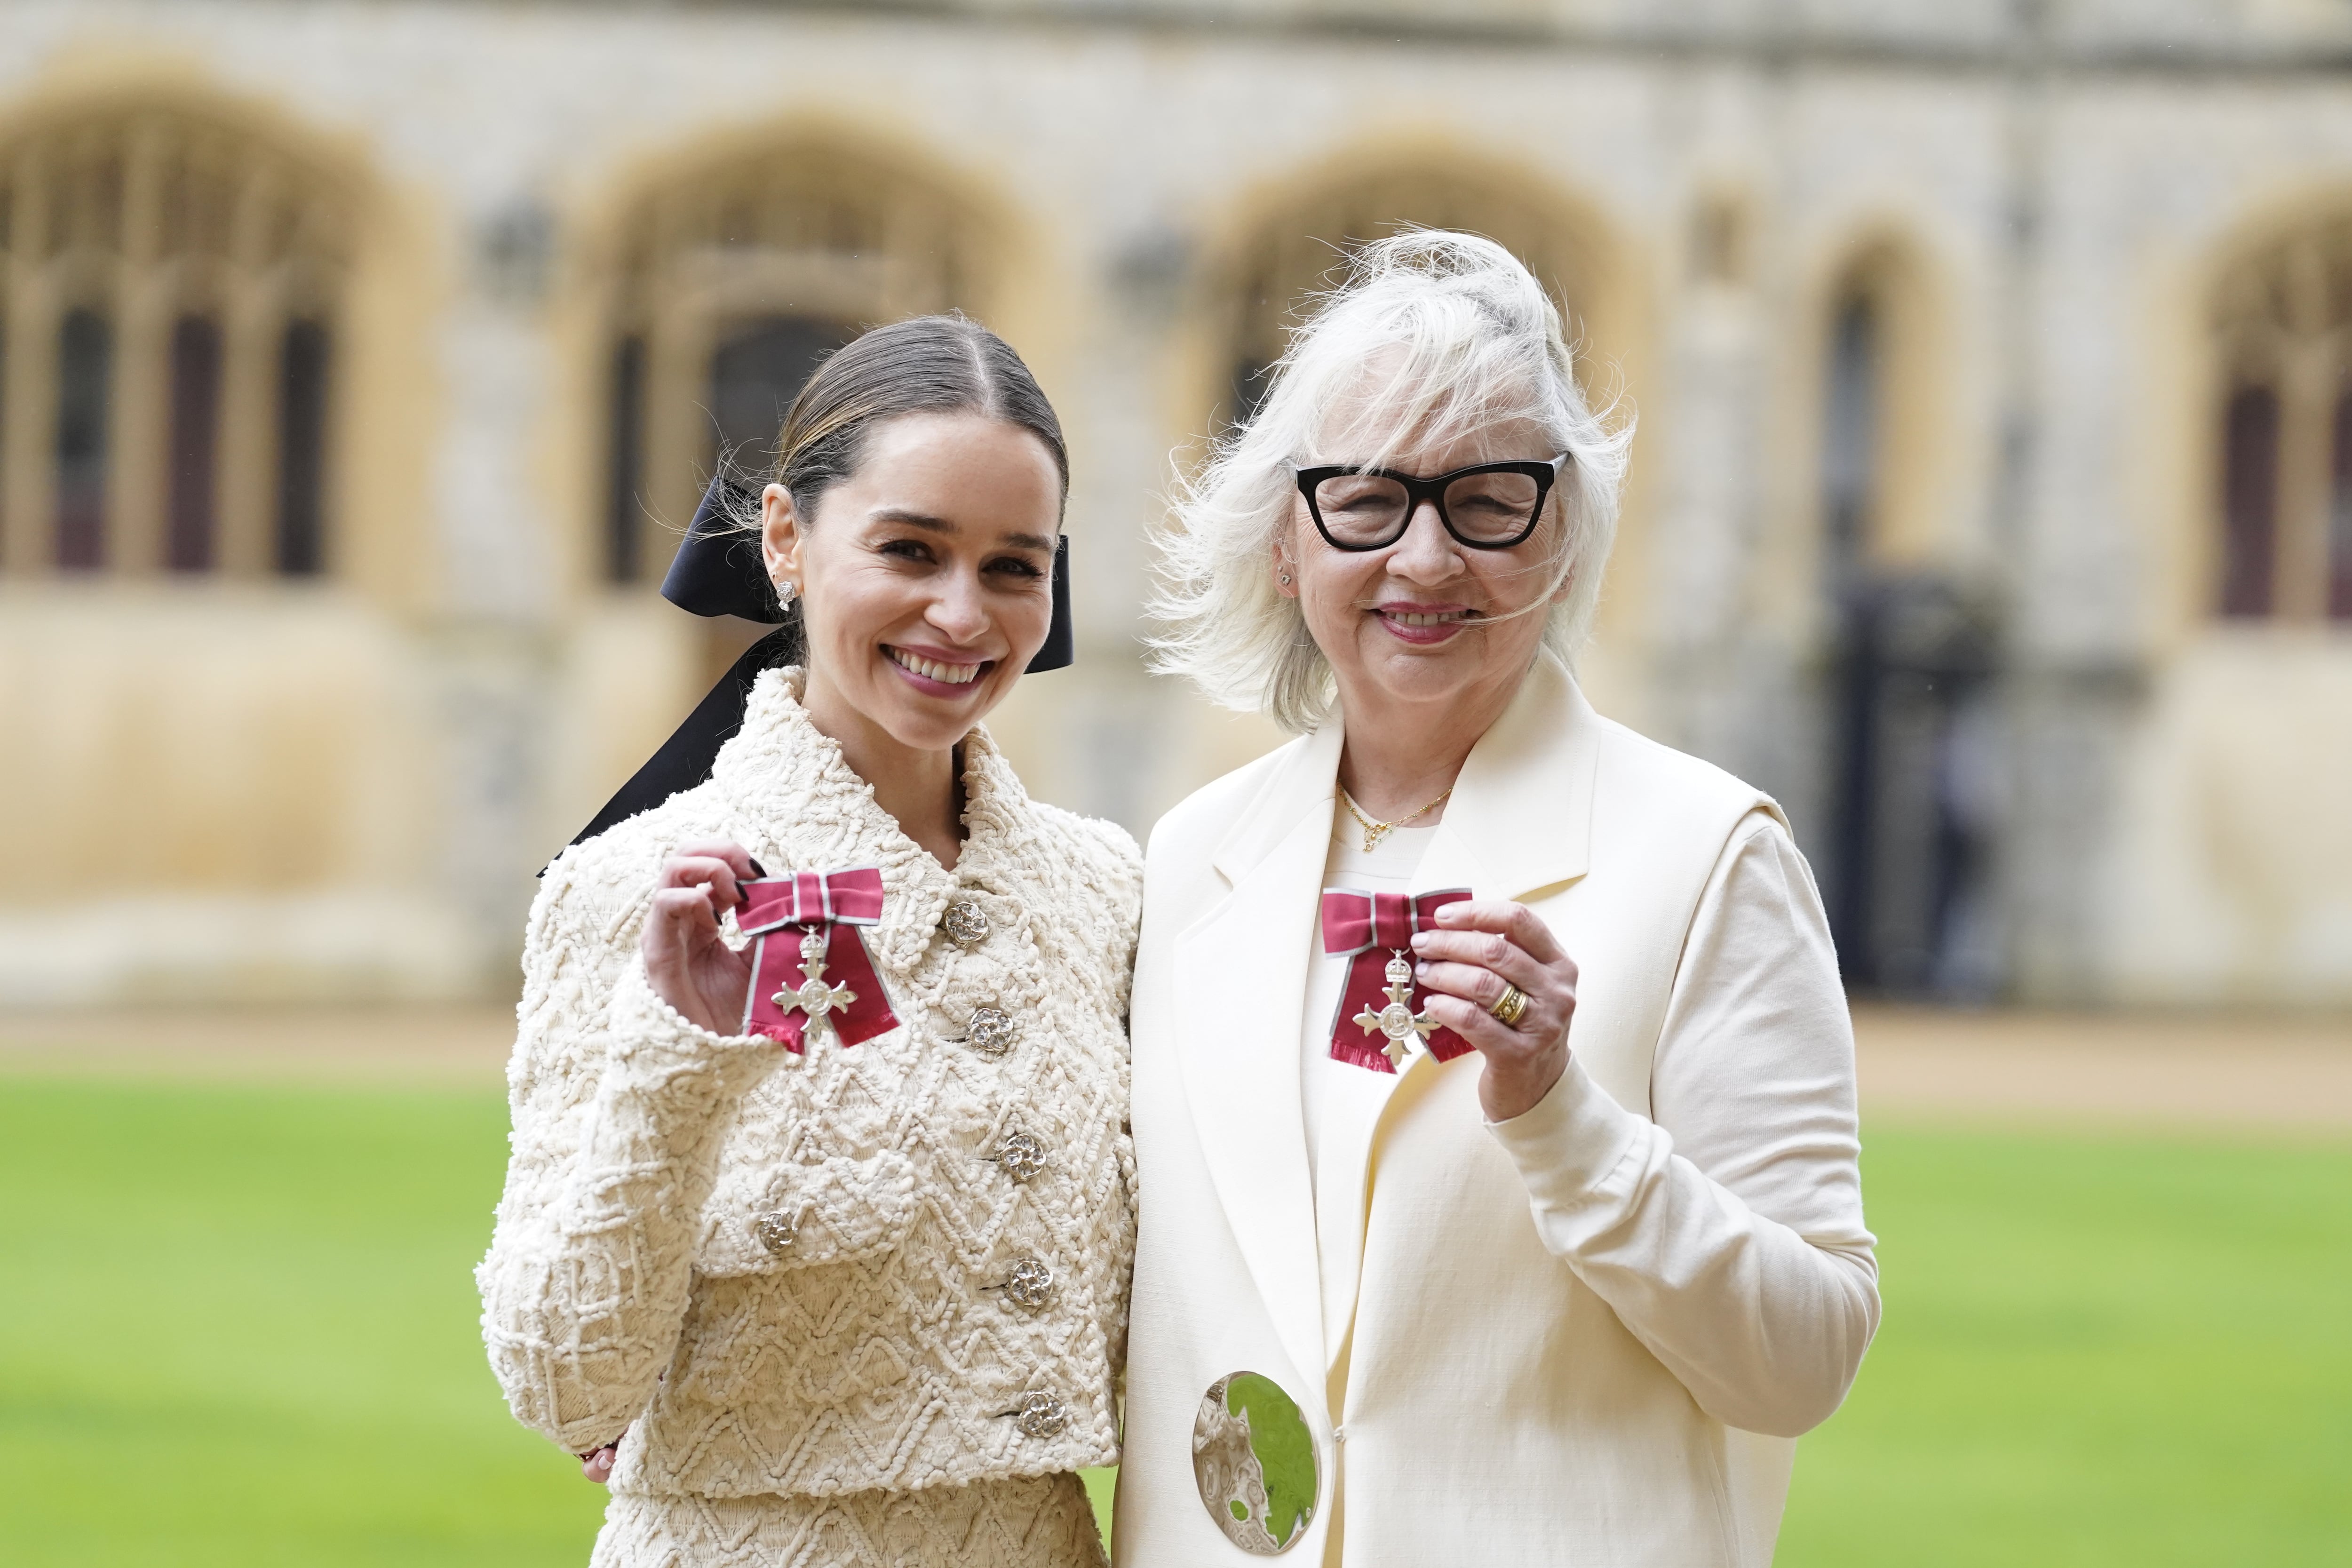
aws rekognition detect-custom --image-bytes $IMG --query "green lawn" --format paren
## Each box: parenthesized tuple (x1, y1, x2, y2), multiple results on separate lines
(0, 1077, 2344, 1565)
(1779, 1125, 2352, 1566)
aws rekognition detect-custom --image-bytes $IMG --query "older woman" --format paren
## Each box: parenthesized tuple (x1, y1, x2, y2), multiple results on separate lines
(1114, 234, 1879, 1566)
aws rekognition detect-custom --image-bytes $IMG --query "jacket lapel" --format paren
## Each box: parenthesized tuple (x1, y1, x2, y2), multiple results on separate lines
(1173, 722, 1345, 1398)
(1164, 656, 1602, 1398)
(1410, 652, 1598, 906)
(1327, 656, 1604, 1354)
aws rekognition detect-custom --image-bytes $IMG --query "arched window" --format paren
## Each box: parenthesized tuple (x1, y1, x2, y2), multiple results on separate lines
(1821, 289, 1881, 580)
(1222, 166, 1596, 429)
(1815, 245, 1993, 998)
(2211, 215, 2352, 622)
(601, 143, 986, 585)
(0, 107, 348, 577)
(1814, 242, 1946, 578)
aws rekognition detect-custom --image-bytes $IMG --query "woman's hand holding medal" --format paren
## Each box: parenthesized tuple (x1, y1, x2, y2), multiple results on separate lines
(641, 840, 765, 1035)
(1410, 899, 1580, 1122)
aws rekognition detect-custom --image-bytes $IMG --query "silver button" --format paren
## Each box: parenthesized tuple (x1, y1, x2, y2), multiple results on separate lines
(967, 1006, 1018, 1059)
(990, 1129, 1049, 1183)
(996, 1256, 1055, 1310)
(942, 897, 992, 947)
(752, 1210, 797, 1255)
(1005, 1390, 1067, 1439)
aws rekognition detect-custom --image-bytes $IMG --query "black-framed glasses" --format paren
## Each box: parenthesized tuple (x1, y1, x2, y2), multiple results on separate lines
(1291, 455, 1569, 551)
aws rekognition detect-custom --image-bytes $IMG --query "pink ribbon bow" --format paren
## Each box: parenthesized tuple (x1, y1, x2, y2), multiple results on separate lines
(1320, 886, 1474, 1073)
(737, 868, 899, 1053)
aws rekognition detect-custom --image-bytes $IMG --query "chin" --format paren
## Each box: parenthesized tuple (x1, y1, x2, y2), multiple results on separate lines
(1368, 617, 1550, 695)
(870, 669, 1002, 748)
(875, 698, 985, 753)
(1374, 670, 1479, 709)
(1362, 637, 1481, 690)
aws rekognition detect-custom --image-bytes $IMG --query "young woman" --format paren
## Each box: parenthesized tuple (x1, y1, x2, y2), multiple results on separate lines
(478, 316, 1139, 1568)
(1117, 234, 1877, 1565)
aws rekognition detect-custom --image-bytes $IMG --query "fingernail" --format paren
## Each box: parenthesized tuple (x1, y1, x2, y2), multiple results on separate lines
(747, 858, 768, 878)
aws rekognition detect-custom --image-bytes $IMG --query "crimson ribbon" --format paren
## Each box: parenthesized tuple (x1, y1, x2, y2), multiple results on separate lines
(737, 868, 899, 1052)
(1320, 886, 1475, 1073)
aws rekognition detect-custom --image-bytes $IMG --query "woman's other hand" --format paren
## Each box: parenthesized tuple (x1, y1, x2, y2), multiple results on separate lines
(640, 841, 763, 1035)
(579, 1442, 619, 1484)
(1411, 899, 1579, 1122)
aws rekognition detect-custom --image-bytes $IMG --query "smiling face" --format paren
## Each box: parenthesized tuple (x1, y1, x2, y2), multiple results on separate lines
(1279, 411, 1567, 729)
(762, 410, 1063, 756)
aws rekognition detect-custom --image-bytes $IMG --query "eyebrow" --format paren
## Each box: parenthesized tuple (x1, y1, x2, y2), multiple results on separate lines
(870, 508, 1056, 555)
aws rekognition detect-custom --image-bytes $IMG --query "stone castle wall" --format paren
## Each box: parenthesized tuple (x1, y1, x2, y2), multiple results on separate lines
(1, 0, 2347, 1005)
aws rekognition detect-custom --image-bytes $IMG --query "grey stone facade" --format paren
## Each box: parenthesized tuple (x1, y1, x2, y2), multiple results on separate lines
(1, 0, 2347, 1004)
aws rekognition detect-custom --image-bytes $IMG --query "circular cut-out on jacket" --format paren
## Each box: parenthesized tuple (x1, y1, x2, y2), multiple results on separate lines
(1192, 1370, 1318, 1554)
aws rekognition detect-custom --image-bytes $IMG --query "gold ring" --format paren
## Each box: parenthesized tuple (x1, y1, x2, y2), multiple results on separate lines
(1488, 983, 1530, 1027)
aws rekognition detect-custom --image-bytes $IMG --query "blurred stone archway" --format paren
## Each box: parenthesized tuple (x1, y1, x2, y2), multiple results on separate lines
(1206, 147, 1626, 432)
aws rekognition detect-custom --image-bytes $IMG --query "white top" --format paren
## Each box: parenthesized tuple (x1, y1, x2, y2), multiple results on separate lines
(1299, 809, 1439, 1365)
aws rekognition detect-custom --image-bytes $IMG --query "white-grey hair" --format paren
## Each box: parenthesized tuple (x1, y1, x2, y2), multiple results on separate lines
(1149, 229, 1633, 732)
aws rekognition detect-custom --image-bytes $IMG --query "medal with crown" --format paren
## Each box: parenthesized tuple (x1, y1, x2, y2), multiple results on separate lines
(1354, 950, 1439, 1068)
(776, 927, 858, 1044)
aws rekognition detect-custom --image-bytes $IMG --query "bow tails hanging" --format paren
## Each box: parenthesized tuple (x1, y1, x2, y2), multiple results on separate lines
(737, 868, 899, 1053)
(1320, 886, 1475, 1073)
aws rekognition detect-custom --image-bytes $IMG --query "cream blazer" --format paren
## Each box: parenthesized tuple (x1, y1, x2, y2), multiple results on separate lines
(477, 670, 1142, 1506)
(1114, 654, 1878, 1568)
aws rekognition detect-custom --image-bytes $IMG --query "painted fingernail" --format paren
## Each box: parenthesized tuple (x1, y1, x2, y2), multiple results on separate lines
(747, 858, 768, 878)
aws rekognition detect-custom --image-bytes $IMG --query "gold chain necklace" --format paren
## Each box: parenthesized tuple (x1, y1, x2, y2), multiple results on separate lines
(1337, 784, 1453, 853)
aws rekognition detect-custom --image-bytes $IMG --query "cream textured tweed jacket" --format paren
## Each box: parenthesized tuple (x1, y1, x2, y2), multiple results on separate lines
(477, 669, 1143, 1502)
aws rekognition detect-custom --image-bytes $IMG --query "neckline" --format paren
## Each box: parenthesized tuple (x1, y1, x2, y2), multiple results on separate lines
(709, 668, 1029, 971)
(1327, 812, 1437, 881)
(732, 669, 1010, 852)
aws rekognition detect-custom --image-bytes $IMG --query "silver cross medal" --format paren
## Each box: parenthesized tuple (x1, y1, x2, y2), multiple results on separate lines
(776, 927, 856, 1049)
(1354, 950, 1438, 1069)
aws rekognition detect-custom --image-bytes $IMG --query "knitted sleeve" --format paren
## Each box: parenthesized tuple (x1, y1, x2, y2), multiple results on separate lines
(475, 869, 781, 1456)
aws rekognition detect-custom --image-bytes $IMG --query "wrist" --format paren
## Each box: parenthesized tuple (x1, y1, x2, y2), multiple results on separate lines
(642, 941, 731, 1036)
(612, 959, 770, 1066)
(1478, 1047, 1567, 1122)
